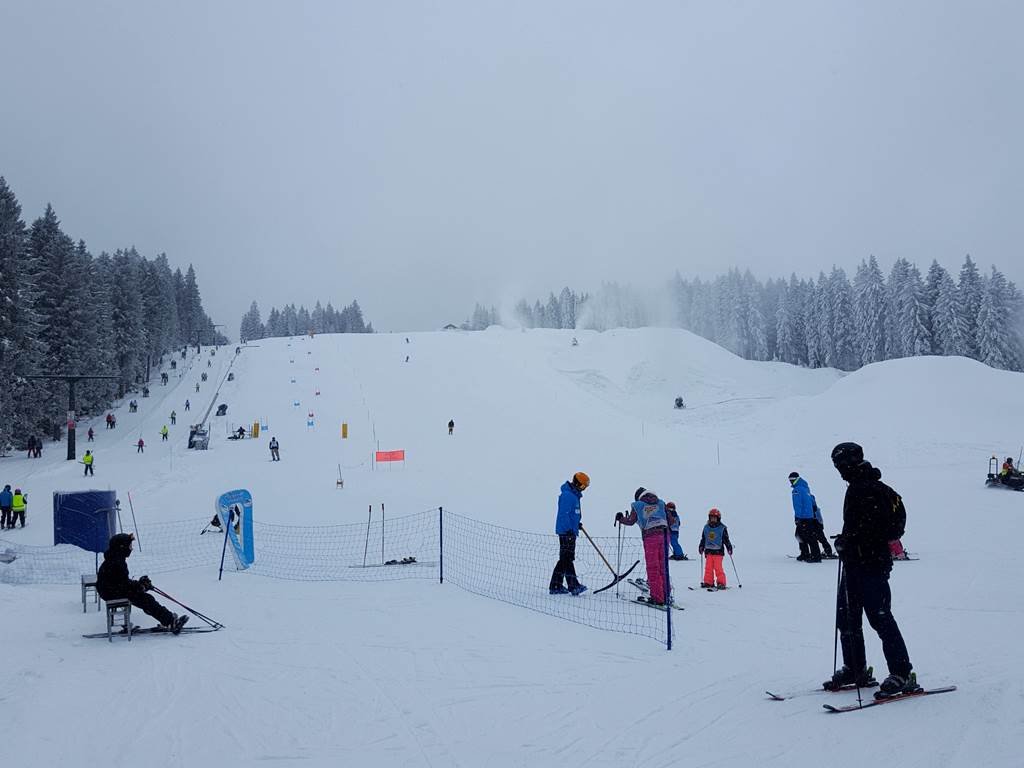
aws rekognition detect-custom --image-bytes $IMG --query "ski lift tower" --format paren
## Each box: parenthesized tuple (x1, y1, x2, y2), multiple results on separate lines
(25, 373, 121, 461)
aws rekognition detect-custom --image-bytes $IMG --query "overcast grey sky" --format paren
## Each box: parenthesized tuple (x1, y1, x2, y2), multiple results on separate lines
(1, 1, 1021, 334)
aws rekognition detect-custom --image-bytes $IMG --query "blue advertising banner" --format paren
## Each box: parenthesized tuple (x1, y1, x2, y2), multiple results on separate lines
(215, 489, 254, 569)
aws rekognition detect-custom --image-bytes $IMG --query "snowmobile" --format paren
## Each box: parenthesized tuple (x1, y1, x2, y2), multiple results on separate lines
(986, 456, 1024, 491)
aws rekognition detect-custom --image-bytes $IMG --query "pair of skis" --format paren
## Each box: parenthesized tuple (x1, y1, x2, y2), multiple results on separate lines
(767, 683, 957, 713)
(83, 625, 222, 639)
(624, 578, 684, 610)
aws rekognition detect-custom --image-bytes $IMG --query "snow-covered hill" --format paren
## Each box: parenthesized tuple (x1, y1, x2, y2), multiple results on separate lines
(2, 329, 1022, 767)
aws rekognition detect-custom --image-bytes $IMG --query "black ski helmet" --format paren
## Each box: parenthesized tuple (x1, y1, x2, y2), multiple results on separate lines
(108, 532, 135, 555)
(634, 487, 647, 501)
(831, 442, 864, 469)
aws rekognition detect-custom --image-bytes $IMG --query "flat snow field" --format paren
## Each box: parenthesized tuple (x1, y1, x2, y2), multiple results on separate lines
(2, 328, 1022, 767)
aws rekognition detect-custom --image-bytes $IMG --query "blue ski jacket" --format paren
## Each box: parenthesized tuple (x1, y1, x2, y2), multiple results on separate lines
(791, 478, 816, 520)
(0, 486, 12, 508)
(555, 481, 582, 535)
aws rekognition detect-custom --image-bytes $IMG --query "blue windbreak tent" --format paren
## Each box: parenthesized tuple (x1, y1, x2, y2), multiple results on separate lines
(53, 490, 117, 553)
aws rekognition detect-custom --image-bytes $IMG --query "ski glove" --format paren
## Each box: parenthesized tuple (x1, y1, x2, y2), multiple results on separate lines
(833, 536, 846, 555)
(698, 545, 705, 555)
(139, 575, 153, 591)
(727, 548, 733, 555)
(615, 512, 624, 523)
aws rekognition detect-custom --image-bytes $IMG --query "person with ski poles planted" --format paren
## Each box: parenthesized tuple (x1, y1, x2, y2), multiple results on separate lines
(825, 442, 918, 698)
(549, 471, 589, 596)
(697, 508, 732, 589)
(96, 533, 188, 634)
(789, 472, 822, 562)
(616, 488, 671, 604)
(666, 501, 688, 560)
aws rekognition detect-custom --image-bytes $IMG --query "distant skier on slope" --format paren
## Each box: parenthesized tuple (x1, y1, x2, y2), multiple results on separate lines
(825, 442, 918, 698)
(789, 472, 822, 562)
(448, 419, 454, 436)
(549, 472, 589, 596)
(96, 533, 187, 634)
(269, 437, 280, 461)
(617, 488, 671, 603)
(666, 501, 688, 560)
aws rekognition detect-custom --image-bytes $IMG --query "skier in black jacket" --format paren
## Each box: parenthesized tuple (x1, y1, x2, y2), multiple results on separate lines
(825, 442, 917, 698)
(96, 533, 187, 633)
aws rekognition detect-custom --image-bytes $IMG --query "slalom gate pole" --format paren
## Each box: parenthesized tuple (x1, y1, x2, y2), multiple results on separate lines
(577, 524, 617, 576)
(381, 503, 385, 565)
(728, 552, 742, 588)
(362, 504, 372, 567)
(438, 506, 444, 585)
(151, 586, 224, 628)
(127, 492, 141, 552)
(664, 528, 672, 651)
(698, 553, 703, 587)
(218, 520, 230, 582)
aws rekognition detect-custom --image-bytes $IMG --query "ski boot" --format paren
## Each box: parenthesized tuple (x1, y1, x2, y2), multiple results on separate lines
(823, 665, 876, 691)
(171, 614, 189, 635)
(875, 672, 921, 699)
(549, 586, 569, 595)
(569, 584, 588, 596)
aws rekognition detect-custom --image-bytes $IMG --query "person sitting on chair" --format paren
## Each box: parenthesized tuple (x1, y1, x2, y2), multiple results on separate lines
(96, 533, 187, 634)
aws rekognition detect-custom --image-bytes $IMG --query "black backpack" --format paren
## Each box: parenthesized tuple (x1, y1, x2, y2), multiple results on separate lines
(882, 483, 907, 541)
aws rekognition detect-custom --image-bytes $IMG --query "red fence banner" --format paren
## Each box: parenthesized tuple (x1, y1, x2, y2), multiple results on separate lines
(375, 450, 406, 463)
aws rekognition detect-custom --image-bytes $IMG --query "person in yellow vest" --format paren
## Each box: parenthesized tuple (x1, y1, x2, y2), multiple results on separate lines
(10, 488, 27, 529)
(160, 425, 169, 442)
(83, 450, 95, 476)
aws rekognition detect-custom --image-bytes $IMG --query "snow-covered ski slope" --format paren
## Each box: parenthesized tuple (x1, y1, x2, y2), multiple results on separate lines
(2, 328, 1022, 767)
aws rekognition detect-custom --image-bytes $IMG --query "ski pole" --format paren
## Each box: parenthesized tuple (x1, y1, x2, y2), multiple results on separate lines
(578, 524, 617, 576)
(151, 586, 224, 628)
(833, 557, 843, 681)
(728, 552, 742, 588)
(127, 492, 141, 552)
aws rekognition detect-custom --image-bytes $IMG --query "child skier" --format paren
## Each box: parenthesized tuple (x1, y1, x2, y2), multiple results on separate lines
(698, 508, 733, 589)
(616, 487, 670, 604)
(667, 501, 688, 560)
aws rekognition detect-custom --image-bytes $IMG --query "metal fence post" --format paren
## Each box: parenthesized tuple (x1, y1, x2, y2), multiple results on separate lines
(664, 527, 672, 651)
(438, 506, 444, 585)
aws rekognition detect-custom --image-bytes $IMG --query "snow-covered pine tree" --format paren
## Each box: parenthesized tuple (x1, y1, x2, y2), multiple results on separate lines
(0, 177, 42, 447)
(110, 248, 147, 392)
(737, 271, 768, 361)
(828, 267, 857, 370)
(977, 267, 1017, 369)
(884, 259, 910, 360)
(957, 255, 983, 358)
(931, 268, 966, 356)
(922, 260, 947, 351)
(239, 301, 263, 341)
(514, 299, 534, 328)
(897, 261, 931, 357)
(814, 272, 833, 367)
(852, 256, 887, 365)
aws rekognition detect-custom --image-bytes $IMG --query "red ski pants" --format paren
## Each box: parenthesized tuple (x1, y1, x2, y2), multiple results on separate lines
(703, 553, 726, 586)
